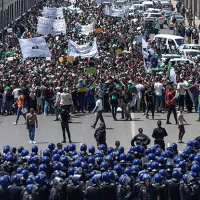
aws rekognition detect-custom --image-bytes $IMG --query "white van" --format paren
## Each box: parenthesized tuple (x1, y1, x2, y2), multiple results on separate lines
(153, 34, 184, 49)
(142, 1, 153, 10)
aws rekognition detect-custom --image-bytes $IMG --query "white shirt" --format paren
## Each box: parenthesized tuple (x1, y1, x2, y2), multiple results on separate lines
(12, 88, 20, 99)
(95, 99, 103, 111)
(60, 92, 72, 106)
(154, 82, 163, 96)
(136, 84, 144, 98)
(177, 82, 185, 95)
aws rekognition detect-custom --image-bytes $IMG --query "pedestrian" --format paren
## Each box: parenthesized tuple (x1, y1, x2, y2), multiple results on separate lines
(59, 106, 72, 143)
(12, 90, 26, 125)
(177, 106, 188, 143)
(60, 88, 72, 113)
(54, 87, 61, 121)
(91, 94, 105, 129)
(152, 120, 168, 151)
(109, 88, 119, 121)
(26, 108, 38, 144)
(94, 123, 107, 149)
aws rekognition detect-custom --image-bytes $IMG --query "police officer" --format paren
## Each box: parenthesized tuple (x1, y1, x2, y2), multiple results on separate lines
(59, 106, 72, 144)
(0, 175, 10, 199)
(144, 86, 155, 120)
(22, 184, 39, 200)
(131, 128, 151, 148)
(49, 177, 66, 200)
(152, 120, 168, 151)
(66, 175, 85, 200)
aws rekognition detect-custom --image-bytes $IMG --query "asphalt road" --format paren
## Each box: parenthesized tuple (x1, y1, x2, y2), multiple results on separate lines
(0, 25, 199, 153)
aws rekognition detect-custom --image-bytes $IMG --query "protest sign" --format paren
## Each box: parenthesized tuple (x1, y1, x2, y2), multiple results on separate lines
(95, 28, 103, 33)
(59, 57, 63, 62)
(66, 56, 74, 62)
(85, 68, 96, 74)
(116, 49, 122, 55)
(43, 7, 64, 18)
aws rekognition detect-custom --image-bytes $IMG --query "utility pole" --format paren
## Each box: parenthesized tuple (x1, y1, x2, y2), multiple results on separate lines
(1, 0, 4, 49)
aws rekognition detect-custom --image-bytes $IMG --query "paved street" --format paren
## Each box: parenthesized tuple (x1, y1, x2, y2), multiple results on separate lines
(0, 25, 198, 153)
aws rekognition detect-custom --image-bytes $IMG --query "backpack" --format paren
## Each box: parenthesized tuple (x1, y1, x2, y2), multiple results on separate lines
(35, 87, 41, 97)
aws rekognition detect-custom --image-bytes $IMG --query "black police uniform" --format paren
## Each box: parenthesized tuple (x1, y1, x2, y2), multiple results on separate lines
(37, 184, 50, 200)
(86, 184, 103, 200)
(131, 133, 151, 148)
(66, 184, 85, 200)
(101, 182, 117, 200)
(138, 184, 158, 200)
(166, 178, 181, 200)
(49, 187, 66, 200)
(8, 185, 23, 200)
(152, 126, 168, 151)
(59, 108, 71, 143)
(22, 191, 39, 200)
(0, 188, 10, 200)
(116, 185, 132, 200)
(145, 89, 155, 119)
(152, 182, 167, 200)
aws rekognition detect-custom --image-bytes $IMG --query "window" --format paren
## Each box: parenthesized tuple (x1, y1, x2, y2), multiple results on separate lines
(175, 39, 184, 46)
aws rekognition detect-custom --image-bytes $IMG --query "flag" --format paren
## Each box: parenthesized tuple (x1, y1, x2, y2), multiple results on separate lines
(68, 38, 98, 58)
(76, 23, 94, 35)
(169, 67, 176, 84)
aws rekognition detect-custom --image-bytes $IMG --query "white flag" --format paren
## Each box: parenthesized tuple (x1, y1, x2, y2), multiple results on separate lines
(19, 37, 51, 58)
(37, 17, 66, 35)
(170, 67, 177, 84)
(43, 7, 64, 18)
(68, 38, 98, 58)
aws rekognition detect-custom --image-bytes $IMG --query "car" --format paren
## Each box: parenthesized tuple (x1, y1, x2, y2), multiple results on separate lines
(161, 10, 174, 24)
(178, 44, 200, 51)
(160, 1, 174, 11)
(146, 8, 162, 13)
(129, 4, 144, 14)
(168, 58, 195, 67)
(144, 18, 155, 34)
(142, 1, 154, 10)
(180, 49, 200, 59)
(168, 14, 185, 30)
(146, 13, 165, 28)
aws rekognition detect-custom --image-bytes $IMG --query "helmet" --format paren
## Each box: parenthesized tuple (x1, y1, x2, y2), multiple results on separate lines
(194, 155, 200, 163)
(81, 162, 88, 170)
(105, 155, 114, 162)
(26, 184, 38, 194)
(99, 144, 106, 151)
(55, 171, 66, 179)
(108, 171, 115, 180)
(102, 172, 110, 182)
(88, 156, 95, 164)
(52, 149, 58, 154)
(192, 161, 199, 166)
(34, 175, 44, 185)
(178, 161, 186, 170)
(53, 177, 64, 186)
(148, 153, 156, 161)
(89, 171, 97, 179)
(187, 141, 193, 148)
(42, 156, 50, 165)
(142, 174, 151, 181)
(172, 170, 182, 179)
(71, 151, 77, 157)
(157, 157, 165, 166)
(189, 172, 196, 178)
(146, 162, 152, 170)
(155, 149, 162, 157)
(12, 174, 21, 185)
(21, 170, 29, 178)
(154, 144, 161, 149)
(31, 146, 38, 153)
(114, 164, 122, 175)
(69, 144, 76, 152)
(39, 164, 47, 172)
(133, 159, 141, 166)
(151, 162, 159, 172)
(6, 155, 14, 162)
(193, 140, 199, 148)
(119, 153, 127, 162)
(68, 167, 75, 176)
(127, 153, 134, 162)
(64, 145, 69, 153)
(161, 152, 168, 159)
(119, 174, 131, 185)
(59, 156, 68, 166)
(52, 154, 60, 162)
(171, 143, 177, 150)
(118, 146, 125, 154)
(184, 174, 194, 183)
(74, 160, 81, 168)
(18, 146, 24, 154)
(3, 145, 10, 154)
(17, 167, 24, 174)
(189, 154, 195, 162)
(131, 165, 139, 174)
(92, 174, 101, 184)
(71, 174, 81, 185)
(88, 146, 95, 154)
(191, 164, 200, 173)
(58, 149, 65, 156)
(21, 150, 29, 157)
(95, 157, 103, 165)
(145, 148, 151, 155)
(28, 164, 37, 173)
(159, 169, 167, 177)
(107, 147, 114, 154)
(100, 162, 108, 170)
(124, 167, 131, 176)
(43, 150, 51, 157)
(48, 143, 55, 150)
(53, 162, 62, 171)
(154, 173, 162, 183)
(175, 157, 184, 164)
(80, 143, 87, 152)
(26, 178, 34, 185)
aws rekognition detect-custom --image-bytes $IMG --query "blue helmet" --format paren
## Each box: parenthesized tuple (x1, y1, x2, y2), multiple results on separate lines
(39, 164, 47, 172)
(26, 178, 34, 185)
(187, 141, 193, 148)
(17, 167, 24, 174)
(42, 156, 50, 165)
(154, 173, 162, 183)
(71, 174, 81, 185)
(71, 151, 77, 157)
(161, 152, 168, 159)
(146, 162, 152, 170)
(88, 156, 95, 164)
(21, 169, 29, 178)
(191, 164, 200, 174)
(60, 156, 68, 166)
(99, 144, 106, 151)
(155, 149, 162, 157)
(89, 171, 97, 179)
(100, 162, 108, 170)
(28, 164, 37, 173)
(159, 169, 167, 177)
(118, 146, 125, 154)
(81, 162, 88, 170)
(48, 143, 55, 150)
(64, 145, 69, 153)
(107, 147, 114, 154)
(183, 174, 194, 183)
(43, 150, 51, 157)
(31, 146, 38, 153)
(88, 146, 95, 154)
(80, 143, 87, 152)
(53, 154, 60, 161)
(58, 149, 65, 156)
(124, 167, 131, 176)
(170, 143, 177, 151)
(108, 171, 115, 180)
(3, 145, 10, 154)
(91, 174, 101, 184)
(189, 172, 196, 178)
(178, 161, 186, 170)
(102, 172, 110, 182)
(21, 150, 29, 157)
(69, 144, 76, 152)
(189, 154, 195, 162)
(105, 155, 114, 162)
(193, 140, 199, 148)
(114, 164, 122, 175)
(53, 162, 62, 171)
(52, 149, 58, 154)
(74, 160, 81, 168)
(148, 153, 156, 161)
(55, 171, 66, 179)
(157, 157, 165, 166)
(133, 158, 141, 166)
(192, 161, 200, 166)
(131, 165, 139, 174)
(68, 167, 75, 176)
(151, 162, 159, 172)
(119, 153, 127, 162)
(26, 184, 38, 194)
(194, 155, 200, 163)
(154, 144, 161, 149)
(119, 174, 131, 185)
(0, 176, 10, 188)
(145, 148, 152, 155)
(12, 174, 21, 185)
(142, 174, 151, 181)
(150, 147, 156, 154)
(127, 153, 134, 162)
(18, 146, 24, 154)
(95, 157, 103, 165)
(34, 174, 45, 185)
(6, 154, 14, 162)
(172, 170, 182, 179)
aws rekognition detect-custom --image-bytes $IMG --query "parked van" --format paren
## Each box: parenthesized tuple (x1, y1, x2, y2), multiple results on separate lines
(153, 34, 184, 49)
(142, 1, 153, 10)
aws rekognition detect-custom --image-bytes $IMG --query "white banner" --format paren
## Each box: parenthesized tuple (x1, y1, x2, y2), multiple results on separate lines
(104, 5, 128, 18)
(170, 67, 177, 84)
(19, 37, 51, 59)
(37, 17, 66, 35)
(68, 38, 98, 58)
(43, 7, 64, 18)
(76, 23, 94, 35)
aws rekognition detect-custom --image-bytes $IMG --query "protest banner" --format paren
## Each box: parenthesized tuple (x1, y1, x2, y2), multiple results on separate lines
(43, 7, 64, 18)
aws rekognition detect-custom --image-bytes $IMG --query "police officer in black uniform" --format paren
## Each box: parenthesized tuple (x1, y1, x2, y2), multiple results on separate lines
(59, 106, 72, 144)
(144, 86, 155, 120)
(152, 120, 168, 151)
(131, 128, 151, 148)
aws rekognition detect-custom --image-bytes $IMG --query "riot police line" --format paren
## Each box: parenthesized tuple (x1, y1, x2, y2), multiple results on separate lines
(0, 140, 200, 200)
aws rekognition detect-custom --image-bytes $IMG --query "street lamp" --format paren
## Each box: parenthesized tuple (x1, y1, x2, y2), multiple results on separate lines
(1, 0, 4, 48)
